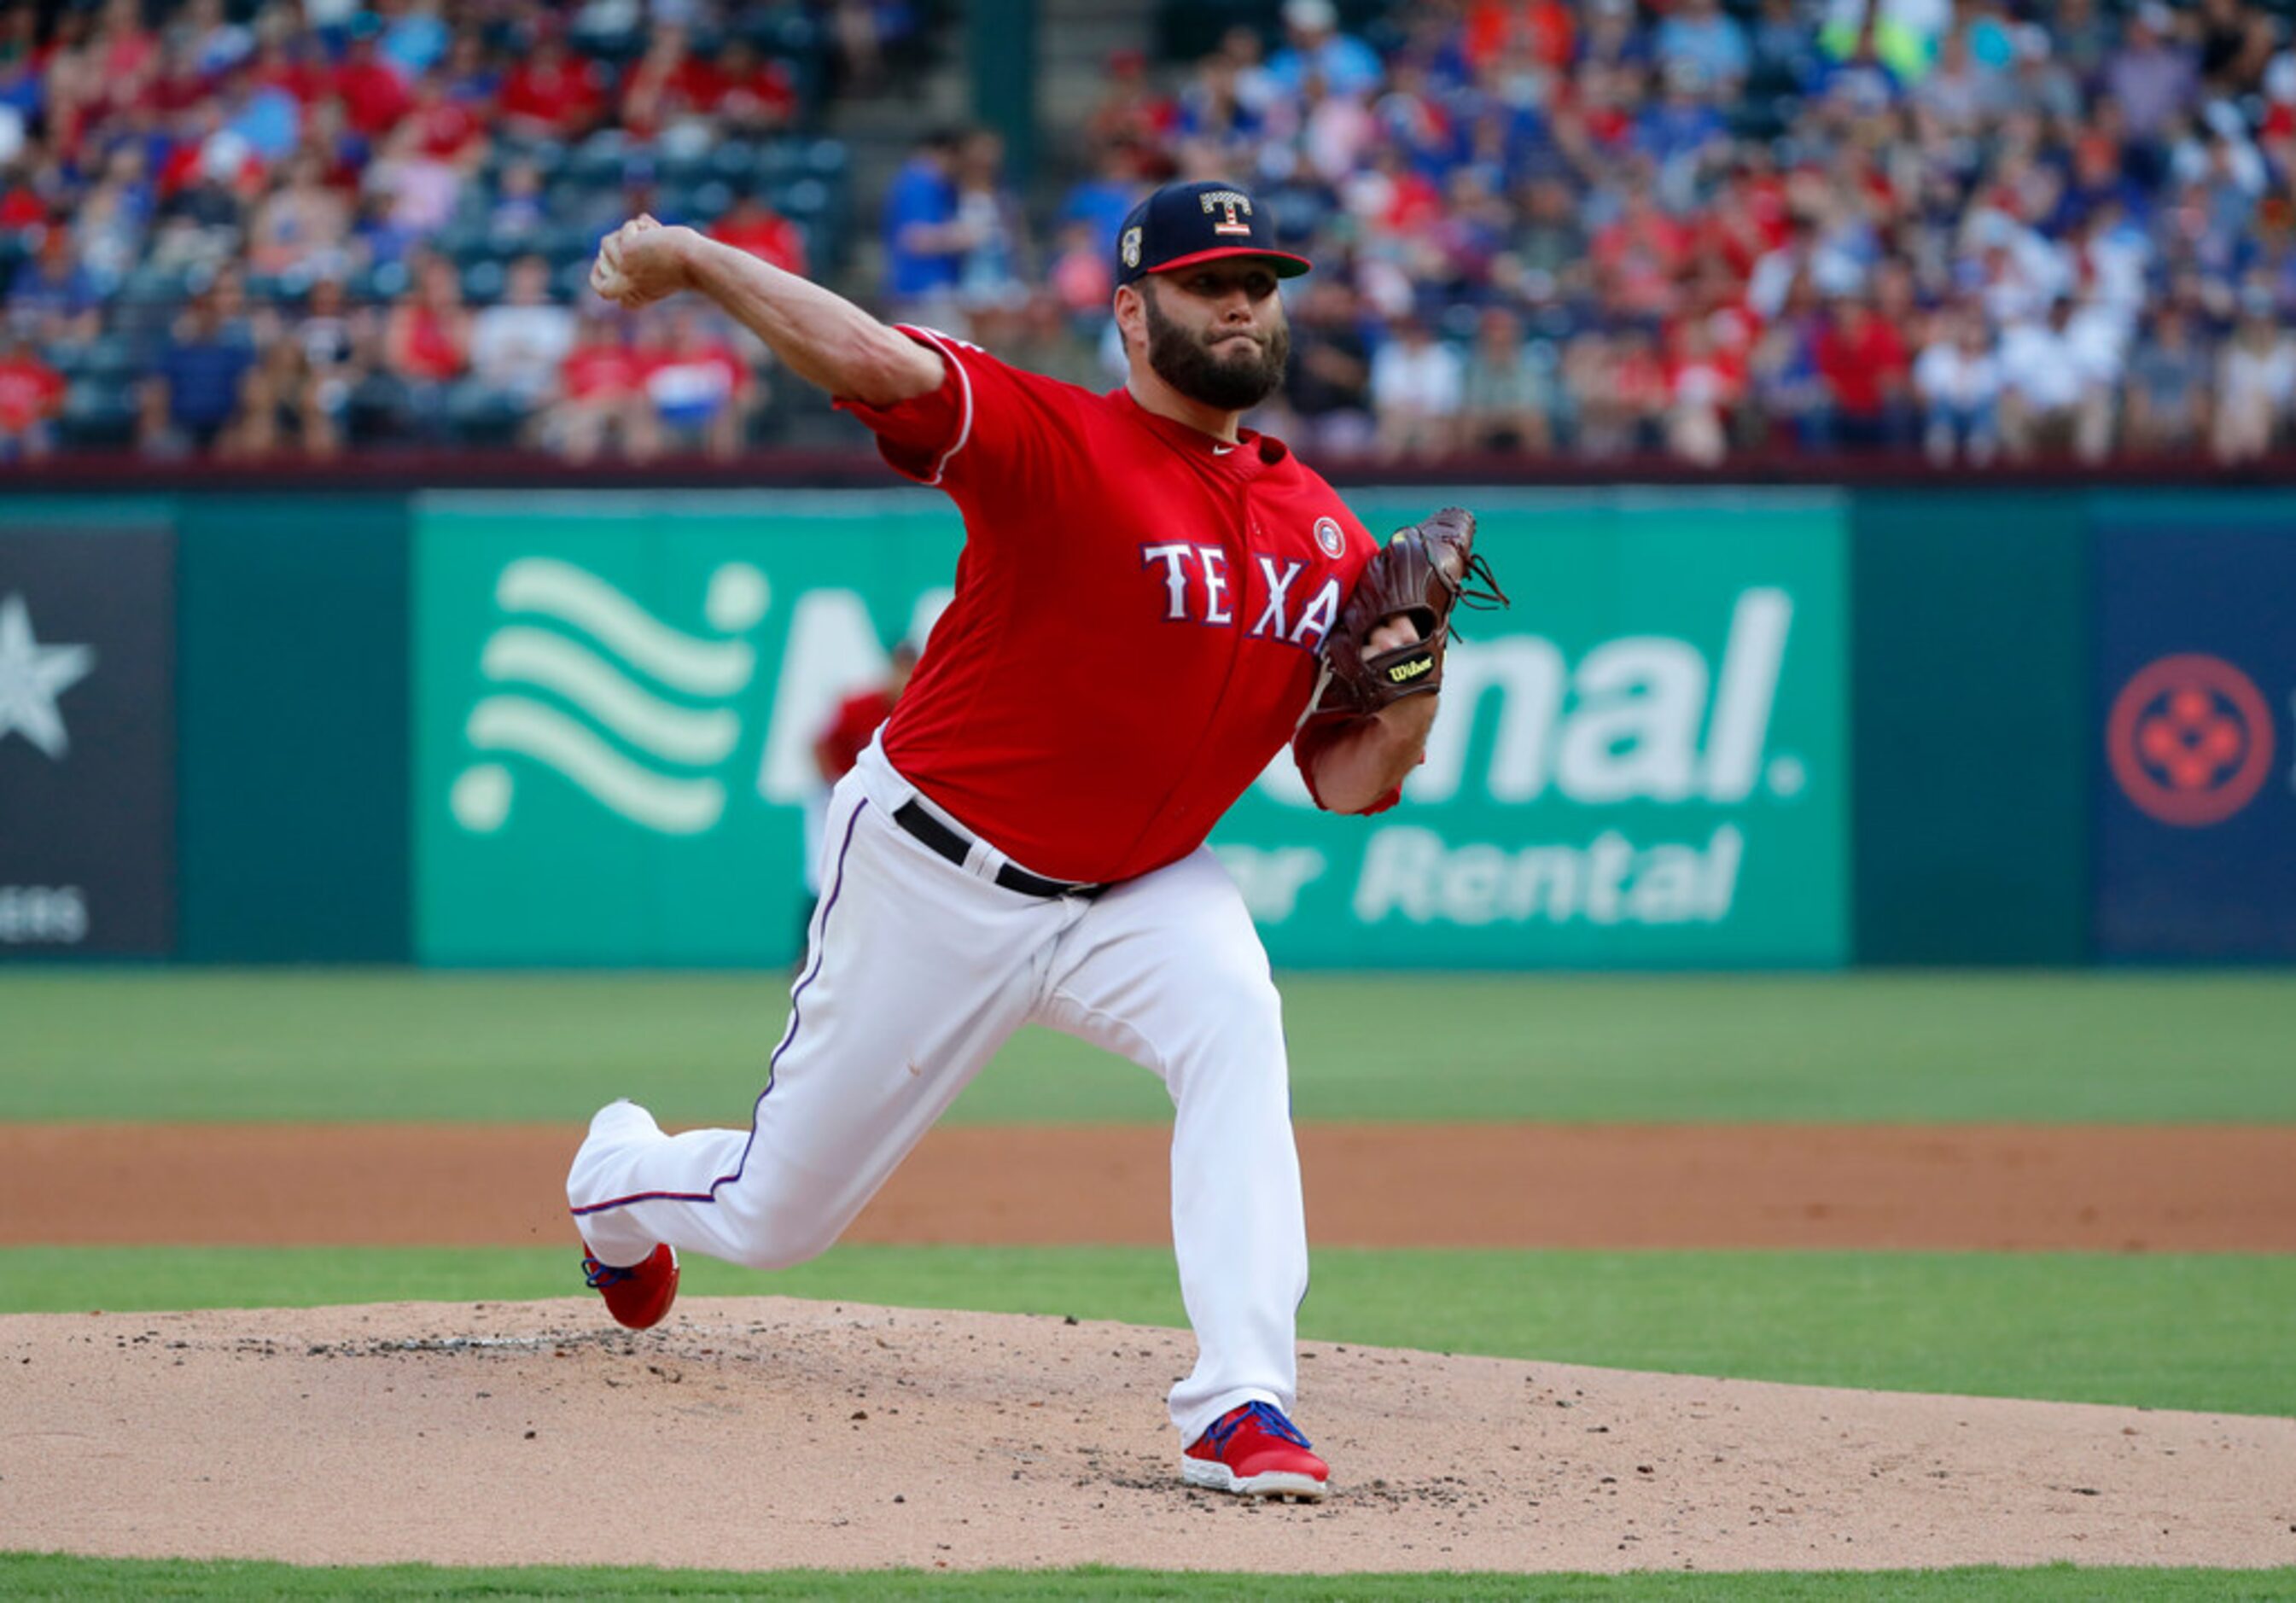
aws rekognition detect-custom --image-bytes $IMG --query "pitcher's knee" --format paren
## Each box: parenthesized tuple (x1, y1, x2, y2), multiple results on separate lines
(715, 1185, 850, 1272)
(724, 1232, 831, 1274)
(1165, 971, 1288, 1089)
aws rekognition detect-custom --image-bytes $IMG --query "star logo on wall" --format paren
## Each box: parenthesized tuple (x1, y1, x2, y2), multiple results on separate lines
(0, 592, 97, 761)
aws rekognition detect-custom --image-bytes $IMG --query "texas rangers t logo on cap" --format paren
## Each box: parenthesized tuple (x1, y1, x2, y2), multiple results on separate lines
(1199, 189, 1254, 236)
(1113, 179, 1314, 288)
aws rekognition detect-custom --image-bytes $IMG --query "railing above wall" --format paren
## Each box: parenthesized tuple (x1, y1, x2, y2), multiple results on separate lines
(9, 447, 2296, 494)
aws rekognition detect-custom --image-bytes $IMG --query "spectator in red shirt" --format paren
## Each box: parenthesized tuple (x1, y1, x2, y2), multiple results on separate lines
(712, 193, 807, 277)
(798, 639, 920, 940)
(1592, 186, 1694, 318)
(1611, 327, 1672, 450)
(383, 252, 469, 438)
(621, 26, 716, 140)
(1664, 320, 1745, 465)
(331, 32, 411, 141)
(1815, 294, 1913, 448)
(1462, 0, 1575, 73)
(408, 72, 486, 164)
(1084, 48, 1176, 154)
(637, 306, 760, 460)
(714, 39, 798, 135)
(499, 32, 606, 142)
(247, 31, 329, 111)
(547, 310, 649, 462)
(92, 0, 158, 107)
(814, 642, 919, 789)
(0, 331, 66, 460)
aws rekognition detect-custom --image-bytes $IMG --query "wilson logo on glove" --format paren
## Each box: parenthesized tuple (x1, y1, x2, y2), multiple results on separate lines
(1315, 507, 1508, 716)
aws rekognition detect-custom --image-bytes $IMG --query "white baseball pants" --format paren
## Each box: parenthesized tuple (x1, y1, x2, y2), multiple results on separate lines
(567, 737, 1309, 1444)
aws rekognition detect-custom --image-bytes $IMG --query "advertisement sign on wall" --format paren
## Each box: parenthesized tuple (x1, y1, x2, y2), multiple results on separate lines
(2095, 520, 2296, 959)
(414, 493, 959, 965)
(415, 491, 1848, 969)
(0, 526, 177, 956)
(1213, 495, 1850, 967)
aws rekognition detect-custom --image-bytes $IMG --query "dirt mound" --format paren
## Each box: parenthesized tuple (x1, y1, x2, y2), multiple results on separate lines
(5, 1299, 2293, 1574)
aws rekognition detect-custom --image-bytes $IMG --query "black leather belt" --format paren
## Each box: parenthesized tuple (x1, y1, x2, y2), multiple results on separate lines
(892, 801, 1110, 901)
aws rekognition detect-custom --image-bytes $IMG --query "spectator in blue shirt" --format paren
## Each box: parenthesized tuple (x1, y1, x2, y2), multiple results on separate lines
(1636, 64, 1728, 166)
(1267, 0, 1382, 100)
(881, 127, 970, 311)
(1059, 143, 1145, 259)
(4, 230, 104, 343)
(382, 0, 452, 83)
(140, 289, 256, 453)
(1657, 0, 1751, 92)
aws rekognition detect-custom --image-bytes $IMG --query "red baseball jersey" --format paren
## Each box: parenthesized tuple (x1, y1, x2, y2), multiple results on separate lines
(837, 325, 1394, 885)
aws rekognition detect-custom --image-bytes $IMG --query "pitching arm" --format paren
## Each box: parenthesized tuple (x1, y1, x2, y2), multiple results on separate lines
(592, 216, 942, 406)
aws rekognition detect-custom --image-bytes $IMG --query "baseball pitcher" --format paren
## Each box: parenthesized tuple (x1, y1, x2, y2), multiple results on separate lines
(568, 178, 1503, 1501)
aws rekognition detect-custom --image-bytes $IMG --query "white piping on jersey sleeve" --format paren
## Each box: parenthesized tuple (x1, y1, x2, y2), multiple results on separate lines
(894, 324, 976, 487)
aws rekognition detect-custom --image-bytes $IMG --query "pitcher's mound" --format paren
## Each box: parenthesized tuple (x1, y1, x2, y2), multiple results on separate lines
(4, 1298, 2291, 1574)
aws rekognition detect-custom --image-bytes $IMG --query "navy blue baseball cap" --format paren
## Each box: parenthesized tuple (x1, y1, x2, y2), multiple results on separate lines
(1115, 179, 1313, 288)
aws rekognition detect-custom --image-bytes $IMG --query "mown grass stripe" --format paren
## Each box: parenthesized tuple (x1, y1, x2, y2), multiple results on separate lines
(4, 971, 2293, 1124)
(2, 1555, 2294, 1601)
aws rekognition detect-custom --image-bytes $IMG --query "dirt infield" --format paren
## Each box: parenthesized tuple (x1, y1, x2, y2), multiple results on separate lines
(9, 1124, 2295, 1575)
(6, 1297, 2293, 1574)
(3, 1122, 2294, 1250)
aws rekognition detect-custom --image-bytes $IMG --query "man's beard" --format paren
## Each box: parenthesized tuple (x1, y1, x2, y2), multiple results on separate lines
(1143, 287, 1291, 411)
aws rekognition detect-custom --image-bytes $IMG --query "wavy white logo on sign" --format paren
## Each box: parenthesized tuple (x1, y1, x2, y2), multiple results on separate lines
(452, 557, 769, 835)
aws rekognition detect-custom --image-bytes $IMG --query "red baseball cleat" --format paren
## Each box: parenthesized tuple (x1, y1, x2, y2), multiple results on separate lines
(580, 1241, 679, 1331)
(1182, 1401, 1330, 1501)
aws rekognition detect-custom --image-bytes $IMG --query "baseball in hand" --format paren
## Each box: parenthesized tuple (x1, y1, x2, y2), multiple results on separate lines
(590, 214, 680, 307)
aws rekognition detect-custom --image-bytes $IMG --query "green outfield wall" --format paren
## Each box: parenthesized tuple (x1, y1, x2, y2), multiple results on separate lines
(1849, 492, 2091, 965)
(3, 484, 2288, 968)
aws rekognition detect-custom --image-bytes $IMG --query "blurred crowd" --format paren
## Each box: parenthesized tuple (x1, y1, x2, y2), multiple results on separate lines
(892, 0, 2296, 468)
(0, 0, 900, 460)
(12, 0, 2296, 469)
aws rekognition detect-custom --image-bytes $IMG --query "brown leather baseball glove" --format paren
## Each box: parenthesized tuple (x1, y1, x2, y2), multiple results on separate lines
(1316, 506, 1508, 715)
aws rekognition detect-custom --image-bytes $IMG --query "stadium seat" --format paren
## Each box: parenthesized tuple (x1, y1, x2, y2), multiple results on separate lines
(57, 376, 140, 449)
(570, 22, 645, 65)
(708, 143, 759, 184)
(741, 6, 818, 58)
(498, 137, 569, 180)
(658, 145, 714, 187)
(777, 177, 830, 224)
(753, 139, 803, 186)
(802, 138, 849, 181)
(348, 259, 412, 304)
(346, 371, 417, 445)
(85, 335, 142, 382)
(118, 264, 192, 307)
(445, 380, 529, 446)
(573, 131, 642, 186)
(461, 259, 508, 304)
(541, 221, 603, 266)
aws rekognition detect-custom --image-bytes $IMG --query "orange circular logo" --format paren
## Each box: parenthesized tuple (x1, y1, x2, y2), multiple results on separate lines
(2106, 653, 2276, 827)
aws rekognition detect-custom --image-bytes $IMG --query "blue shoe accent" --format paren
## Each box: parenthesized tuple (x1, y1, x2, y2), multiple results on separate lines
(1204, 1401, 1313, 1456)
(581, 1252, 638, 1289)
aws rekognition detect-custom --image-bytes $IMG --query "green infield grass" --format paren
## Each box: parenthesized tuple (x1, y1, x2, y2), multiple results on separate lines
(3, 970, 2293, 1124)
(8, 1245, 2290, 1416)
(3, 1555, 2293, 1600)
